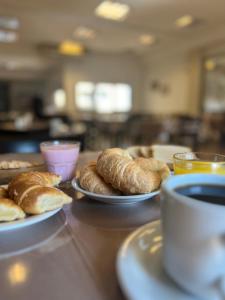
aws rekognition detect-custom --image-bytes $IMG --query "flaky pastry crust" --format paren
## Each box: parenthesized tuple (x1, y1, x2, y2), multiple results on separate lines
(8, 171, 72, 214)
(96, 148, 161, 195)
(79, 161, 121, 195)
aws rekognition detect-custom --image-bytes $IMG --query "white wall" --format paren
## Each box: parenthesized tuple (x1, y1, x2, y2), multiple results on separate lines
(143, 52, 202, 116)
(0, 47, 203, 116)
(62, 52, 146, 115)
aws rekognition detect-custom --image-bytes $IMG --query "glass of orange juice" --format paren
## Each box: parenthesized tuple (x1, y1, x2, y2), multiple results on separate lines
(173, 152, 225, 175)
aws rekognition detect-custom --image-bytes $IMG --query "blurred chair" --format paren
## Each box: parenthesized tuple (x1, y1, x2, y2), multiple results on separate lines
(124, 114, 163, 146)
(168, 115, 201, 150)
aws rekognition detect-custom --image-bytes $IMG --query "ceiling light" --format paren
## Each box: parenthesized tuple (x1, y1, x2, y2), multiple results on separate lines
(175, 15, 194, 28)
(58, 40, 84, 56)
(74, 26, 96, 39)
(139, 34, 155, 45)
(0, 16, 20, 30)
(0, 30, 18, 43)
(205, 59, 216, 71)
(95, 1, 130, 21)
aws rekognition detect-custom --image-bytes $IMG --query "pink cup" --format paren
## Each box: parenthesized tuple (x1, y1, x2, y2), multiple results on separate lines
(40, 141, 80, 182)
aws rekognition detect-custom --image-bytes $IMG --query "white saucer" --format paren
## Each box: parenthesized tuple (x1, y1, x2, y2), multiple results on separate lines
(72, 178, 159, 205)
(117, 220, 195, 300)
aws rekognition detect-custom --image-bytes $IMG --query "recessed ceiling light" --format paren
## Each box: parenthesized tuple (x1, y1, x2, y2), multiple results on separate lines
(58, 40, 85, 56)
(175, 15, 194, 28)
(74, 26, 96, 39)
(139, 34, 155, 45)
(0, 30, 18, 43)
(0, 16, 20, 30)
(95, 1, 130, 21)
(205, 59, 216, 71)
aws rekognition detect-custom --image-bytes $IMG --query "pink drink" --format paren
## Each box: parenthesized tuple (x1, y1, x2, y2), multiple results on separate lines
(40, 142, 80, 182)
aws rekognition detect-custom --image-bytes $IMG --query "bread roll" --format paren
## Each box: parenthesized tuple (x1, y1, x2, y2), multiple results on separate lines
(0, 198, 25, 221)
(150, 144, 191, 164)
(8, 171, 72, 214)
(96, 148, 160, 194)
(79, 161, 121, 195)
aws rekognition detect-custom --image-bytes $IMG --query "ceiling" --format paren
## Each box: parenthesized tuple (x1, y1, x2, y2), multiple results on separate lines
(1, 0, 225, 69)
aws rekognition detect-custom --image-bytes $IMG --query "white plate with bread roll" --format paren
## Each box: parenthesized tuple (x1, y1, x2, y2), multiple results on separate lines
(72, 178, 160, 204)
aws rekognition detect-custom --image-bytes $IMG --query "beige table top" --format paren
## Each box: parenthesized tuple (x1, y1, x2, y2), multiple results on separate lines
(0, 152, 160, 300)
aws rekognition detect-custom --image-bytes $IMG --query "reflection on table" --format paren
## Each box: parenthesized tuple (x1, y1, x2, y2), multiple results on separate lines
(0, 211, 67, 259)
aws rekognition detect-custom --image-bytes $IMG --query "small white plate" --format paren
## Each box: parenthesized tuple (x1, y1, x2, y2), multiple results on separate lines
(72, 178, 159, 205)
(0, 208, 61, 232)
(117, 220, 194, 300)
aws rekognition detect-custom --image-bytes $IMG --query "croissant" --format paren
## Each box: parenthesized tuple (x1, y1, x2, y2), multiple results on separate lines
(126, 146, 152, 159)
(0, 198, 25, 221)
(0, 187, 8, 198)
(8, 171, 60, 197)
(8, 172, 72, 214)
(96, 148, 160, 195)
(135, 157, 170, 180)
(79, 161, 121, 195)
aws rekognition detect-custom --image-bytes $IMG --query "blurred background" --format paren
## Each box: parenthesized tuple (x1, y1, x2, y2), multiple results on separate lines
(0, 0, 225, 153)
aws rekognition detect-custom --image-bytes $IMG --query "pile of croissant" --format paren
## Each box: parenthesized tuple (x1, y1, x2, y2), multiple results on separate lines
(0, 171, 72, 222)
(79, 148, 170, 196)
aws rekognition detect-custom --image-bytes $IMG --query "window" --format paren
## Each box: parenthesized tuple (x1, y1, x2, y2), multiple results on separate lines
(75, 82, 95, 111)
(75, 81, 132, 113)
(53, 89, 66, 109)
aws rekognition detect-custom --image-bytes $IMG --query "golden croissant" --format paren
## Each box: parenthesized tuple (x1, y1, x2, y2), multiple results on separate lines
(0, 187, 8, 198)
(96, 148, 161, 195)
(8, 171, 72, 214)
(135, 157, 170, 180)
(79, 161, 121, 195)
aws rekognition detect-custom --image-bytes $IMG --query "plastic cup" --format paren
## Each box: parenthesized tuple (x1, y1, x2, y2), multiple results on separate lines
(40, 141, 80, 182)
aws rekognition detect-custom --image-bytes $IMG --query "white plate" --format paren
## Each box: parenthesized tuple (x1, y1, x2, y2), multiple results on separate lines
(117, 220, 196, 300)
(72, 178, 159, 205)
(0, 208, 61, 232)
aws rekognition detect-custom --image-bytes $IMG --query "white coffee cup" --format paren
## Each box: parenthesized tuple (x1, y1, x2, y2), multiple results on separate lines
(161, 174, 225, 300)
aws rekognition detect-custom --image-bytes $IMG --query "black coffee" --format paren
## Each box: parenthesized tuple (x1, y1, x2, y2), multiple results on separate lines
(175, 185, 225, 206)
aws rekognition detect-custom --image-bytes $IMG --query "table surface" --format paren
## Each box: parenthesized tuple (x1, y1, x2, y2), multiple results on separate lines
(0, 152, 161, 300)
